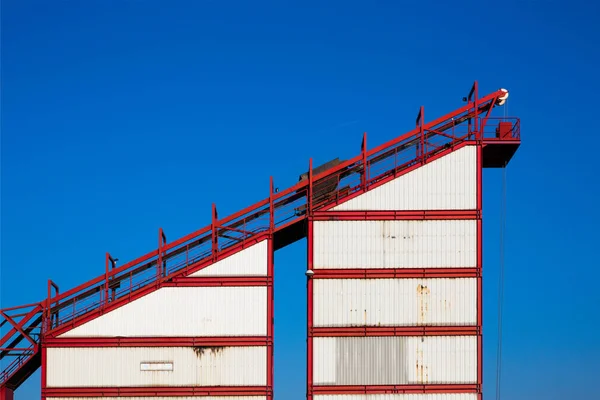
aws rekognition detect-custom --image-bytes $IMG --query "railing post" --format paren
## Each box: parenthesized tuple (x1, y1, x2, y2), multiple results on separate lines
(361, 132, 367, 190)
(308, 158, 313, 213)
(212, 203, 218, 259)
(158, 228, 167, 282)
(269, 177, 275, 232)
(419, 106, 425, 160)
(104, 253, 110, 305)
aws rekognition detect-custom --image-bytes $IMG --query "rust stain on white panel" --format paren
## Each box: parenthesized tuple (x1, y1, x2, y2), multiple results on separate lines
(314, 220, 476, 269)
(314, 279, 477, 327)
(314, 395, 478, 400)
(59, 287, 266, 337)
(188, 240, 268, 277)
(332, 145, 476, 211)
(313, 336, 476, 385)
(46, 346, 266, 387)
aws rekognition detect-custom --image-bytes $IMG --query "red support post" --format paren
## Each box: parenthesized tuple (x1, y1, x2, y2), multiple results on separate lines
(306, 218, 314, 400)
(361, 132, 367, 190)
(417, 106, 424, 160)
(477, 142, 484, 396)
(308, 158, 313, 212)
(212, 203, 218, 259)
(157, 228, 167, 282)
(104, 253, 110, 305)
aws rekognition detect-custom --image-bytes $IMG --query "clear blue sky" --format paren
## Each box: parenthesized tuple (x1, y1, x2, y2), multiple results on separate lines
(2, 1, 599, 399)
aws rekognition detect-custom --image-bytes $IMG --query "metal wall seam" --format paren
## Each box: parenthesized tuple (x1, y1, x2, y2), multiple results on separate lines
(313, 220, 476, 269)
(313, 279, 477, 327)
(58, 286, 267, 338)
(313, 395, 478, 400)
(46, 346, 267, 387)
(332, 145, 476, 211)
(188, 240, 268, 277)
(313, 336, 477, 385)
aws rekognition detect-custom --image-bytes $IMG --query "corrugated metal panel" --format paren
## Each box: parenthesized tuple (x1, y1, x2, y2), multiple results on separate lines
(313, 220, 476, 269)
(188, 240, 268, 277)
(313, 336, 476, 385)
(314, 278, 476, 327)
(59, 287, 266, 337)
(333, 145, 476, 211)
(48, 398, 267, 400)
(47, 346, 266, 387)
(314, 395, 478, 400)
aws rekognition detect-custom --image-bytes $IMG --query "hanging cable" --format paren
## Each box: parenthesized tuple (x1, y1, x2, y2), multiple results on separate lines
(495, 163, 507, 400)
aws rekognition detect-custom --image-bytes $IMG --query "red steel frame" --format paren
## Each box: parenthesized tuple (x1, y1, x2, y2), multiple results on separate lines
(306, 151, 484, 398)
(1, 82, 519, 399)
(40, 236, 274, 400)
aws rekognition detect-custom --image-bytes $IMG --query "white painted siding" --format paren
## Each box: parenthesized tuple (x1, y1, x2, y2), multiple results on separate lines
(313, 336, 477, 385)
(59, 287, 266, 337)
(48, 398, 266, 400)
(314, 395, 478, 400)
(188, 240, 268, 276)
(314, 278, 476, 326)
(333, 145, 476, 211)
(47, 346, 266, 387)
(313, 220, 476, 269)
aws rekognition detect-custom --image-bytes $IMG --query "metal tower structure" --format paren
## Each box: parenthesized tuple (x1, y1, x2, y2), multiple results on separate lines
(1, 82, 520, 400)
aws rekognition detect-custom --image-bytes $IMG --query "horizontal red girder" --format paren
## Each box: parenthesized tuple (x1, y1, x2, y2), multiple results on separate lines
(167, 276, 271, 287)
(312, 209, 479, 221)
(311, 326, 479, 337)
(43, 386, 271, 397)
(44, 336, 271, 348)
(311, 384, 479, 395)
(312, 268, 479, 279)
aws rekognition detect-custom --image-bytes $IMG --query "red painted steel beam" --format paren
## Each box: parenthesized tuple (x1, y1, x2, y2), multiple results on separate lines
(166, 276, 271, 287)
(0, 305, 42, 348)
(312, 210, 479, 221)
(312, 268, 479, 279)
(307, 218, 314, 400)
(43, 386, 270, 397)
(312, 384, 479, 395)
(311, 326, 479, 337)
(43, 336, 271, 348)
(0, 387, 14, 400)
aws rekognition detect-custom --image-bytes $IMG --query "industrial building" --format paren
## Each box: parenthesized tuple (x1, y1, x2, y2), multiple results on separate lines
(0, 82, 520, 400)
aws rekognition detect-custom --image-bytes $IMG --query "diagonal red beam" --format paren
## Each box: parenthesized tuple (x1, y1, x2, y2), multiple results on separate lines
(0, 305, 42, 348)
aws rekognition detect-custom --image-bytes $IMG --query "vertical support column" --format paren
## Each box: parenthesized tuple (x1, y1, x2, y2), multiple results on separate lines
(306, 157, 314, 400)
(0, 386, 14, 400)
(477, 142, 484, 399)
(306, 218, 314, 400)
(267, 177, 275, 400)
(40, 346, 47, 400)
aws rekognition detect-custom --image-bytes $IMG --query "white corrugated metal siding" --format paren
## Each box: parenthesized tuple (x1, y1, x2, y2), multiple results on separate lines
(48, 398, 266, 400)
(314, 395, 478, 400)
(314, 278, 476, 326)
(47, 346, 266, 387)
(313, 220, 476, 269)
(313, 336, 476, 385)
(332, 145, 476, 211)
(59, 287, 266, 337)
(188, 240, 267, 277)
